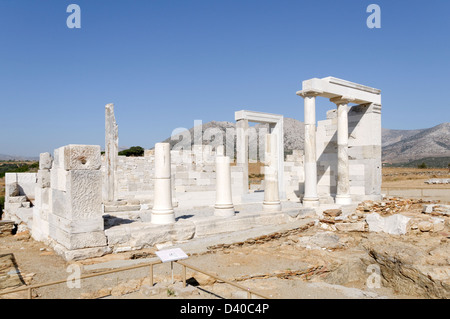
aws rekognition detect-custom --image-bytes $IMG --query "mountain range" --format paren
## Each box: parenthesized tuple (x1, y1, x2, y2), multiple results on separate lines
(164, 119, 450, 164)
(2, 120, 449, 164)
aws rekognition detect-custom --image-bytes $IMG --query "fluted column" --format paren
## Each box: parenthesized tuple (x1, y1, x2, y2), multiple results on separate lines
(214, 155, 235, 217)
(330, 96, 353, 205)
(151, 143, 175, 224)
(297, 90, 322, 207)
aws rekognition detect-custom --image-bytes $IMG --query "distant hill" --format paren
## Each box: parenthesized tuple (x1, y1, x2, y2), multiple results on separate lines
(382, 123, 450, 163)
(163, 119, 450, 164)
(0, 154, 38, 161)
(162, 118, 305, 160)
(381, 128, 425, 147)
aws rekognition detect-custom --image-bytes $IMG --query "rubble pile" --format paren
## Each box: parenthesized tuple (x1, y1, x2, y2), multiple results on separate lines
(355, 198, 432, 216)
(319, 209, 366, 232)
(317, 198, 449, 236)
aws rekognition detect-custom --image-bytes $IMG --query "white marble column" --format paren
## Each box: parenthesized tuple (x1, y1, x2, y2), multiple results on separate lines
(151, 143, 175, 224)
(236, 119, 249, 193)
(214, 155, 235, 217)
(297, 90, 321, 207)
(263, 133, 281, 211)
(331, 96, 353, 205)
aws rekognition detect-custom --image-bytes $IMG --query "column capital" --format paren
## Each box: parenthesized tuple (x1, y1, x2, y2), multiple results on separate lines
(296, 89, 323, 98)
(330, 96, 355, 105)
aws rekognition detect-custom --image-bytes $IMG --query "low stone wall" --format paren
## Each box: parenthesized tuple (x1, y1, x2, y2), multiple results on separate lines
(3, 173, 37, 227)
(103, 146, 245, 203)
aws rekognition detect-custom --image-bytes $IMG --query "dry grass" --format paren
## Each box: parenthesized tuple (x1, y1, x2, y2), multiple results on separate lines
(382, 167, 450, 188)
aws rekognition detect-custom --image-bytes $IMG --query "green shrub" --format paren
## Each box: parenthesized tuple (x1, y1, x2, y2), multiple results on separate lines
(418, 162, 427, 169)
(118, 146, 145, 157)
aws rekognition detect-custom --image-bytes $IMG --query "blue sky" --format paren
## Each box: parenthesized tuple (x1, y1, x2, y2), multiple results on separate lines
(0, 0, 449, 156)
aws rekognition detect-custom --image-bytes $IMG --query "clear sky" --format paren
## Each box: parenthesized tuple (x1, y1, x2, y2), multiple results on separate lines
(0, 0, 449, 157)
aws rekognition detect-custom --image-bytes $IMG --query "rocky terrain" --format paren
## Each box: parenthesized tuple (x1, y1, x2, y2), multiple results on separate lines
(382, 123, 450, 163)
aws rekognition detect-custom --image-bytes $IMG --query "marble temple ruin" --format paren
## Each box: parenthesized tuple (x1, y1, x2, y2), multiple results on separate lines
(2, 76, 382, 260)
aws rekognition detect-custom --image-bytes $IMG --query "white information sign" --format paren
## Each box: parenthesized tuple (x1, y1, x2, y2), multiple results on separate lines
(155, 248, 188, 263)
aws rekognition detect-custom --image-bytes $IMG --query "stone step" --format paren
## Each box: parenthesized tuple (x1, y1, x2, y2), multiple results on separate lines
(104, 205, 141, 213)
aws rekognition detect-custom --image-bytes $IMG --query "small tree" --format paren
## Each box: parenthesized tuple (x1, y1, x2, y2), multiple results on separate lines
(418, 162, 427, 169)
(119, 146, 145, 157)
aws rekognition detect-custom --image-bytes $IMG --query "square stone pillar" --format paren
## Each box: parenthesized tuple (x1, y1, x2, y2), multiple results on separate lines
(104, 103, 118, 202)
(48, 145, 107, 260)
(31, 152, 53, 242)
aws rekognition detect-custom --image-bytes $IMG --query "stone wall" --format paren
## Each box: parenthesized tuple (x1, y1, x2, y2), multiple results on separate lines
(283, 150, 304, 202)
(316, 104, 382, 202)
(102, 145, 245, 204)
(3, 173, 37, 227)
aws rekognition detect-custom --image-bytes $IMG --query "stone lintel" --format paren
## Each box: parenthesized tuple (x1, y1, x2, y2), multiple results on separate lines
(235, 110, 283, 124)
(302, 77, 381, 105)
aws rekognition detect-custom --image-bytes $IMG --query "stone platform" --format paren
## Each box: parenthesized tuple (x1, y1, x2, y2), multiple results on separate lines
(103, 201, 315, 255)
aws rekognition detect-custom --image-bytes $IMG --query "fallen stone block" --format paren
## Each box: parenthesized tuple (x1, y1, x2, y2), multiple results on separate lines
(418, 221, 433, 232)
(366, 212, 411, 235)
(422, 204, 434, 214)
(335, 222, 366, 232)
(323, 209, 342, 217)
(297, 208, 317, 219)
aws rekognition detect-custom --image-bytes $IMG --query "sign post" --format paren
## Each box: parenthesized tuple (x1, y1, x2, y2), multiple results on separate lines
(155, 248, 188, 284)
